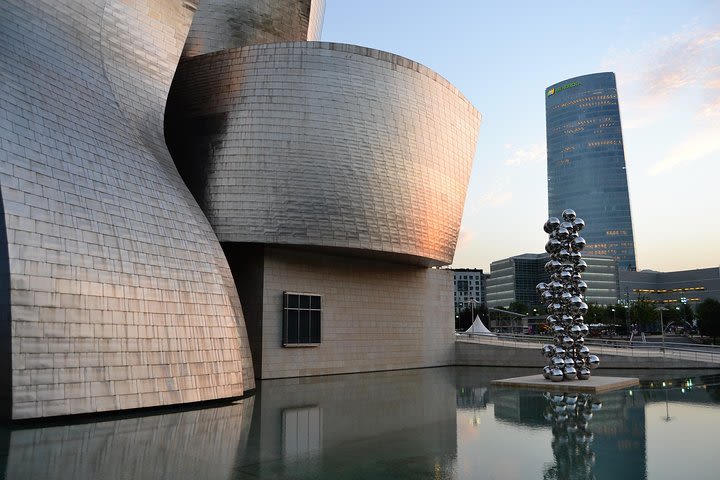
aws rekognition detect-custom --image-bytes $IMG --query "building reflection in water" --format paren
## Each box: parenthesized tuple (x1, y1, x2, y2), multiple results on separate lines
(238, 368, 458, 478)
(3, 368, 720, 479)
(542, 393, 601, 480)
(1, 368, 458, 479)
(3, 397, 255, 480)
(491, 384, 646, 480)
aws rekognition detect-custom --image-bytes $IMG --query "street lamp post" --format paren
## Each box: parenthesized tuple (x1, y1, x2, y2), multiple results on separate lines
(656, 306, 667, 349)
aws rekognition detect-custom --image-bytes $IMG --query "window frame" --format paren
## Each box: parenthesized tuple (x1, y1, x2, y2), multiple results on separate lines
(283, 291, 322, 347)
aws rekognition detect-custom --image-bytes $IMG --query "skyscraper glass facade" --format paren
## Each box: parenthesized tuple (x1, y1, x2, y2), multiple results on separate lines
(546, 72, 637, 271)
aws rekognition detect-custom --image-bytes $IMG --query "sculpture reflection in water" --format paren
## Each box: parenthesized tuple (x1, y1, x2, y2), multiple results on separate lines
(543, 392, 602, 480)
(537, 209, 600, 381)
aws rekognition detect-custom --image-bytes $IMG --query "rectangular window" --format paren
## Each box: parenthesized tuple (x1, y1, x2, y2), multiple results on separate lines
(283, 292, 321, 346)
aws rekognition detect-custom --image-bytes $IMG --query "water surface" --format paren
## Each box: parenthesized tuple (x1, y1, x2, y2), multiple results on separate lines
(3, 367, 720, 479)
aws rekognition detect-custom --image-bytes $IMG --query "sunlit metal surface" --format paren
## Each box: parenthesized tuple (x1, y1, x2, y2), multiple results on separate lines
(167, 42, 480, 266)
(0, 0, 254, 419)
(181, 0, 326, 58)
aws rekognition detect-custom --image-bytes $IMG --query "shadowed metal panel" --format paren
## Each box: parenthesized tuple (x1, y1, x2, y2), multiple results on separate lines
(167, 42, 481, 266)
(182, 0, 325, 58)
(0, 0, 254, 419)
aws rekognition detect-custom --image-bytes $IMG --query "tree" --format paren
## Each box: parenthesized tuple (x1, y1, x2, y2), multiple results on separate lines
(455, 306, 473, 331)
(585, 303, 605, 324)
(630, 299, 657, 331)
(456, 302, 489, 331)
(697, 298, 720, 342)
(508, 301, 529, 315)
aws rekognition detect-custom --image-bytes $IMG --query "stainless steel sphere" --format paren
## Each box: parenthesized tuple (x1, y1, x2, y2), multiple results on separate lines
(542, 290, 554, 303)
(579, 346, 590, 358)
(550, 368, 564, 382)
(543, 365, 552, 379)
(536, 282, 548, 294)
(562, 209, 577, 222)
(561, 291, 572, 304)
(552, 356, 565, 368)
(576, 260, 588, 272)
(542, 344, 555, 358)
(564, 357, 575, 368)
(558, 248, 570, 261)
(570, 324, 582, 337)
(556, 227, 570, 241)
(572, 236, 586, 251)
(573, 218, 585, 231)
(545, 217, 561, 233)
(576, 280, 588, 293)
(570, 251, 582, 264)
(554, 346, 566, 356)
(545, 238, 562, 253)
(563, 366, 577, 379)
(588, 355, 600, 369)
(547, 315, 559, 324)
(577, 367, 591, 380)
(570, 296, 583, 310)
(579, 323, 589, 337)
(562, 336, 574, 348)
(578, 302, 589, 315)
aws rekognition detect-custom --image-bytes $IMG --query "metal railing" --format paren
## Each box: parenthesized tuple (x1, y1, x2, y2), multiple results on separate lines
(455, 332, 720, 365)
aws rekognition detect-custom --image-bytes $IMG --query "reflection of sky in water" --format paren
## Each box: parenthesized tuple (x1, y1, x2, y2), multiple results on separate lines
(457, 405, 552, 480)
(647, 401, 720, 480)
(3, 368, 720, 479)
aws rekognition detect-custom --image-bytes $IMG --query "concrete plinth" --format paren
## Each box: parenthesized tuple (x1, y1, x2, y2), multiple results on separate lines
(491, 374, 639, 393)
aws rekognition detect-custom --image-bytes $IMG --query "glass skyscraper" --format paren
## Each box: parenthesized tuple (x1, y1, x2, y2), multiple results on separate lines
(545, 72, 637, 271)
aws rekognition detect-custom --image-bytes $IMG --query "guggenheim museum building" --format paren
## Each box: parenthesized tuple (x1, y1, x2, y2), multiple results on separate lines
(0, 0, 480, 420)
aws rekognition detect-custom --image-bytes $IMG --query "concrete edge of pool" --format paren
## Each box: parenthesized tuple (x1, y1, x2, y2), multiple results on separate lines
(491, 374, 640, 393)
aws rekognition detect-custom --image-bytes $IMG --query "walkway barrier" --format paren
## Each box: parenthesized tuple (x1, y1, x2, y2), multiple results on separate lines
(455, 333, 720, 365)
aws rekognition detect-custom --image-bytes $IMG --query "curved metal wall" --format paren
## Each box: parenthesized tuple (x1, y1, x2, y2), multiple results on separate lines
(166, 42, 480, 266)
(0, 0, 254, 419)
(181, 0, 325, 58)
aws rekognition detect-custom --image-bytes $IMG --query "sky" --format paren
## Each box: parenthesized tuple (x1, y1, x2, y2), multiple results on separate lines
(321, 0, 720, 272)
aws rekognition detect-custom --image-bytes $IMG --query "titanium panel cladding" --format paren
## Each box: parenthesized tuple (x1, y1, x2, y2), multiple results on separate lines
(546, 72, 637, 271)
(182, 0, 325, 58)
(0, 0, 254, 419)
(167, 42, 480, 266)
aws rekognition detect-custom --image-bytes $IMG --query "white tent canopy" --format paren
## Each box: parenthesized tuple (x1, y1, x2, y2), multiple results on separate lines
(465, 315, 495, 335)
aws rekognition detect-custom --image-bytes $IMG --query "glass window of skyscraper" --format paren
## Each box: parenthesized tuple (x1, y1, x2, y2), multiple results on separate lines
(546, 72, 637, 271)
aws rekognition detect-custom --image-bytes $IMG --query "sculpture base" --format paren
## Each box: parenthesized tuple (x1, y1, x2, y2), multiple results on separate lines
(491, 374, 639, 393)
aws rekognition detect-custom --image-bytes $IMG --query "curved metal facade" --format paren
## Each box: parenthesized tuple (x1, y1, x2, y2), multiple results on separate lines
(167, 42, 480, 266)
(546, 72, 637, 271)
(181, 0, 325, 58)
(0, 0, 254, 419)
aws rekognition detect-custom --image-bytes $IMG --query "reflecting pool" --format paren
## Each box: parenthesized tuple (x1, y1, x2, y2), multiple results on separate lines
(3, 367, 720, 479)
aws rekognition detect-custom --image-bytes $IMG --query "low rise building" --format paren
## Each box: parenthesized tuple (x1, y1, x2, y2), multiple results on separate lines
(486, 253, 619, 308)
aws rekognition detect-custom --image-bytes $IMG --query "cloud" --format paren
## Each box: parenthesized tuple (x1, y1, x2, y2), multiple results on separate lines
(479, 187, 513, 207)
(649, 126, 720, 175)
(700, 97, 720, 117)
(456, 227, 475, 250)
(602, 23, 720, 127)
(503, 142, 545, 167)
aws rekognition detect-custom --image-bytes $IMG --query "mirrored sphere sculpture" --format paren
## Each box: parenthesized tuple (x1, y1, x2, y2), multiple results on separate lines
(539, 210, 599, 380)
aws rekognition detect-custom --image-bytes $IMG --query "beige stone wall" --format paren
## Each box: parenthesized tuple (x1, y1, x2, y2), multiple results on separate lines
(258, 247, 455, 379)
